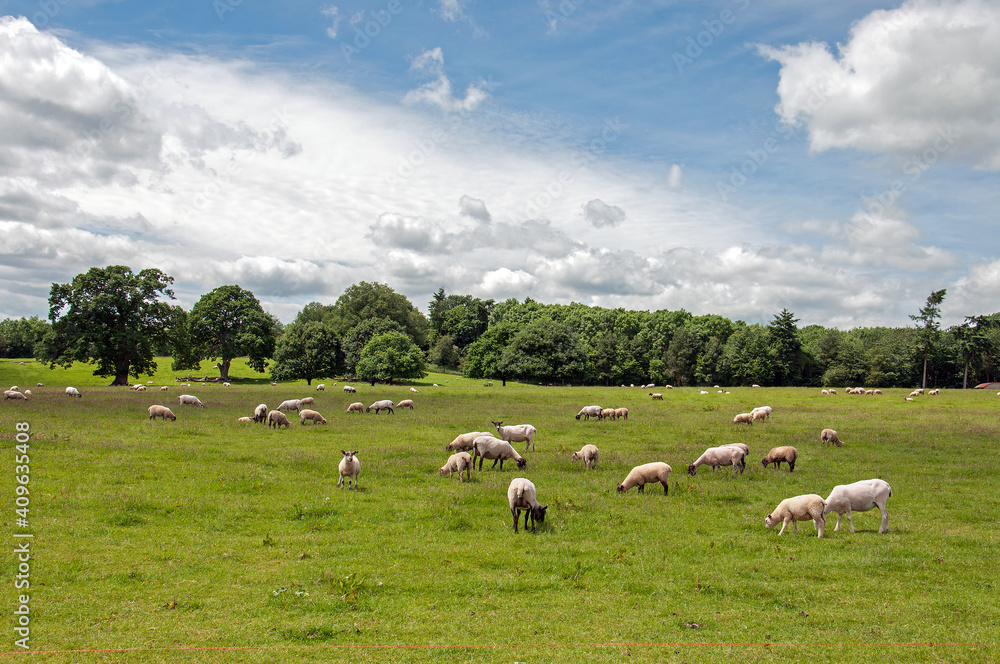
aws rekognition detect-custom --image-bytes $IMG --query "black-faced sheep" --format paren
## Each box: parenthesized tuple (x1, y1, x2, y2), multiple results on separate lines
(575, 405, 603, 420)
(338, 450, 361, 489)
(147, 405, 176, 421)
(508, 478, 547, 533)
(761, 446, 798, 472)
(617, 462, 672, 495)
(472, 436, 526, 471)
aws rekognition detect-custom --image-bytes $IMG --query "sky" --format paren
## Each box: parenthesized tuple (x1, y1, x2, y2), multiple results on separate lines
(0, 0, 998, 328)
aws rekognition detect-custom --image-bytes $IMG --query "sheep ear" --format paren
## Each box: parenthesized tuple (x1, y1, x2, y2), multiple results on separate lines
(341, 450, 347, 455)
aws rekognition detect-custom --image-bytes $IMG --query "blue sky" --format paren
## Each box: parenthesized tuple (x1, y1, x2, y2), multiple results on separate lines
(1, 0, 998, 327)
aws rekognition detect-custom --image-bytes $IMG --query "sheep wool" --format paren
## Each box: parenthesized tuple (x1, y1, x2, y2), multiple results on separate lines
(765, 494, 826, 537)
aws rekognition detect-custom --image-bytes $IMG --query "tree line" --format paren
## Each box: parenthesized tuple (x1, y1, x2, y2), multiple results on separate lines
(4, 265, 999, 389)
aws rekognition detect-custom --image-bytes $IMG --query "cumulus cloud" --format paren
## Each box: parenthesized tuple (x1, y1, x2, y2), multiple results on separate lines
(366, 213, 454, 253)
(478, 268, 539, 298)
(459, 195, 491, 223)
(203, 256, 328, 296)
(582, 199, 626, 228)
(758, 0, 1000, 168)
(403, 48, 491, 112)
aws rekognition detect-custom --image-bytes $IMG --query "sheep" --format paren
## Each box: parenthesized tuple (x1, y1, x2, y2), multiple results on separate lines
(928, 388, 940, 396)
(699, 390, 709, 395)
(254, 403, 268, 423)
(267, 410, 290, 429)
(64, 386, 82, 398)
(316, 384, 325, 391)
(3, 390, 27, 401)
(9, 385, 17, 391)
(299, 409, 328, 425)
(828, 388, 837, 395)
(760, 446, 798, 472)
(299, 397, 315, 406)
(270, 382, 277, 386)
(872, 389, 883, 395)
(395, 399, 414, 409)
(237, 416, 253, 423)
(750, 405, 772, 419)
(338, 450, 361, 489)
(276, 399, 302, 412)
(147, 405, 176, 421)
(410, 387, 419, 393)
(688, 446, 746, 476)
(909, 390, 921, 397)
(472, 436, 526, 471)
(751, 410, 769, 423)
(439, 452, 473, 482)
(732, 412, 754, 426)
(178, 394, 204, 408)
(36, 383, 43, 387)
(508, 478, 547, 533)
(343, 385, 356, 393)
(447, 431, 493, 452)
(752, 384, 761, 388)
(614, 407, 629, 420)
(721, 442, 750, 457)
(491, 421, 537, 452)
(223, 382, 231, 387)
(134, 385, 147, 392)
(23, 389, 32, 397)
(159, 386, 169, 391)
(600, 408, 616, 420)
(820, 428, 842, 447)
(570, 444, 599, 470)
(649, 393, 663, 400)
(346, 402, 365, 414)
(616, 462, 672, 495)
(575, 405, 603, 420)
(821, 389, 829, 395)
(664, 385, 674, 390)
(824, 479, 892, 533)
(765, 494, 826, 537)
(367, 399, 394, 414)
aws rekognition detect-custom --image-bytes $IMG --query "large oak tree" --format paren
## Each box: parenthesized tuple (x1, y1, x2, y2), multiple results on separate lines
(188, 285, 277, 381)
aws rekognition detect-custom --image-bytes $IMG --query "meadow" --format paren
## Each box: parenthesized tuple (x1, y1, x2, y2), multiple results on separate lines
(1, 358, 998, 663)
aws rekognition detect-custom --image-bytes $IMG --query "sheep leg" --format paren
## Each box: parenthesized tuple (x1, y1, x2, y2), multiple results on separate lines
(490, 458, 499, 470)
(846, 509, 856, 533)
(833, 512, 842, 531)
(637, 484, 645, 494)
(788, 459, 795, 472)
(777, 519, 789, 536)
(660, 480, 669, 496)
(512, 507, 519, 533)
(524, 510, 533, 532)
(815, 515, 825, 538)
(878, 505, 889, 533)
(790, 519, 799, 535)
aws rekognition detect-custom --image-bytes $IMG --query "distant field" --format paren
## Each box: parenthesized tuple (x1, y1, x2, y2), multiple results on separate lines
(1, 358, 999, 663)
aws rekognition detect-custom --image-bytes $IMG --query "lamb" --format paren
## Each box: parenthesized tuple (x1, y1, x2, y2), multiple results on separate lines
(614, 407, 629, 420)
(410, 387, 419, 393)
(178, 394, 204, 408)
(600, 408, 616, 420)
(395, 399, 414, 409)
(237, 416, 253, 422)
(253, 403, 268, 423)
(760, 446, 798, 472)
(346, 402, 365, 414)
(367, 399, 394, 414)
(649, 393, 663, 400)
(447, 431, 493, 452)
(8, 385, 18, 391)
(750, 405, 772, 419)
(147, 405, 176, 421)
(3, 390, 27, 401)
(276, 399, 302, 412)
(928, 388, 940, 396)
(337, 450, 361, 489)
(439, 452, 473, 482)
(65, 386, 82, 398)
(343, 385, 357, 393)
(765, 494, 826, 537)
(823, 479, 892, 533)
(575, 405, 603, 420)
(751, 410, 769, 423)
(570, 444, 599, 470)
(688, 446, 746, 476)
(492, 421, 537, 452)
(267, 410, 290, 429)
(134, 385, 147, 392)
(508, 478, 547, 533)
(616, 462, 672, 495)
(732, 412, 754, 426)
(472, 436, 526, 471)
(828, 388, 837, 395)
(299, 409, 328, 425)
(821, 389, 829, 395)
(316, 384, 325, 391)
(299, 397, 315, 406)
(820, 428, 842, 447)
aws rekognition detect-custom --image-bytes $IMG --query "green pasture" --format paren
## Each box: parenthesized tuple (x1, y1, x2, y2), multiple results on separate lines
(1, 358, 998, 663)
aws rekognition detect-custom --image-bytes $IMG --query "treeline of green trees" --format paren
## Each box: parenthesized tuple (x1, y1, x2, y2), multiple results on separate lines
(4, 266, 1000, 389)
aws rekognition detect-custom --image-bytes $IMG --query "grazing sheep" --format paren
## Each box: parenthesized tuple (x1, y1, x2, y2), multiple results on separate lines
(447, 431, 493, 452)
(752, 384, 761, 388)
(828, 388, 837, 395)
(23, 389, 32, 397)
(134, 385, 147, 392)
(575, 405, 603, 420)
(491, 421, 537, 452)
(821, 389, 829, 395)
(732, 412, 754, 426)
(472, 436, 526, 471)
(614, 407, 629, 420)
(688, 446, 746, 476)
(721, 442, 750, 459)
(343, 385, 356, 393)
(508, 478, 547, 533)
(410, 387, 419, 393)
(147, 405, 176, 421)
(237, 416, 253, 423)
(270, 382, 277, 386)
(649, 392, 663, 400)
(178, 394, 204, 408)
(903, 397, 914, 402)
(909, 389, 921, 397)
(395, 399, 414, 409)
(617, 462, 672, 495)
(824, 479, 892, 533)
(4, 390, 27, 401)
(65, 386, 82, 398)
(765, 494, 826, 537)
(316, 384, 325, 391)
(276, 399, 302, 412)
(872, 389, 883, 395)
(159, 386, 169, 391)
(751, 410, 769, 423)
(346, 402, 365, 414)
(598, 408, 615, 420)
(223, 382, 231, 387)
(928, 388, 940, 396)
(253, 403, 268, 423)
(664, 385, 674, 390)
(36, 383, 43, 387)
(367, 399, 394, 414)
(570, 444, 599, 470)
(267, 410, 290, 429)
(337, 450, 361, 489)
(299, 397, 315, 406)
(750, 405, 772, 419)
(820, 428, 842, 447)
(439, 452, 473, 482)
(299, 409, 328, 425)
(761, 446, 798, 472)
(699, 390, 710, 395)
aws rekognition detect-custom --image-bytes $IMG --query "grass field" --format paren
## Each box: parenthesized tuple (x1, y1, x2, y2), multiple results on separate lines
(1, 358, 999, 663)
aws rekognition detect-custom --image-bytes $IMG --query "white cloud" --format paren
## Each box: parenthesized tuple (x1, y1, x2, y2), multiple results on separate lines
(667, 164, 683, 189)
(478, 268, 539, 298)
(403, 47, 491, 113)
(321, 5, 341, 39)
(437, 0, 465, 22)
(582, 199, 626, 228)
(758, 0, 1000, 169)
(459, 195, 491, 223)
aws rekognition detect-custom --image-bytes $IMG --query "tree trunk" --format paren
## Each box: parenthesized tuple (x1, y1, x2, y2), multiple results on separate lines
(964, 361, 969, 389)
(111, 356, 131, 386)
(922, 355, 928, 390)
(217, 358, 232, 381)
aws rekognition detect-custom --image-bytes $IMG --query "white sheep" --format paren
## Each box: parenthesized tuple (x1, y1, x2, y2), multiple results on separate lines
(765, 494, 826, 537)
(570, 444, 599, 470)
(3, 390, 27, 401)
(267, 410, 290, 429)
(750, 405, 772, 418)
(65, 386, 82, 398)
(367, 399, 394, 414)
(447, 431, 493, 452)
(600, 408, 616, 420)
(614, 407, 628, 420)
(721, 442, 750, 456)
(343, 385, 357, 393)
(410, 387, 419, 393)
(928, 388, 940, 396)
(472, 436, 526, 471)
(346, 402, 365, 414)
(134, 385, 147, 392)
(439, 452, 473, 482)
(752, 384, 761, 388)
(395, 399, 414, 409)
(508, 478, 547, 533)
(36, 383, 43, 387)
(316, 383, 325, 391)
(491, 421, 537, 452)
(751, 410, 769, 423)
(299, 397, 315, 406)
(237, 416, 253, 423)
(223, 382, 231, 387)
(616, 462, 672, 495)
(254, 403, 268, 423)
(299, 409, 328, 425)
(823, 479, 892, 533)
(575, 405, 603, 420)
(178, 394, 204, 408)
(760, 446, 798, 472)
(688, 446, 746, 476)
(732, 412, 754, 426)
(649, 393, 663, 400)
(147, 405, 176, 421)
(821, 389, 829, 395)
(820, 428, 842, 447)
(159, 386, 169, 391)
(276, 399, 302, 412)
(338, 450, 361, 489)
(23, 389, 32, 397)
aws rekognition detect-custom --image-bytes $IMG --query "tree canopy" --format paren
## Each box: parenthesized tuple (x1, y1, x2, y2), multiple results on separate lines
(355, 331, 426, 384)
(188, 285, 277, 381)
(271, 320, 343, 385)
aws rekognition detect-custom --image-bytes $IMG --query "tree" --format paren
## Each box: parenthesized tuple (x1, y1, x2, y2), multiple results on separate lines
(188, 285, 277, 381)
(910, 289, 947, 389)
(331, 282, 429, 347)
(664, 325, 701, 386)
(271, 321, 343, 385)
(355, 331, 426, 385)
(718, 325, 774, 386)
(462, 322, 517, 385)
(497, 318, 587, 384)
(428, 334, 461, 370)
(168, 306, 202, 372)
(0, 316, 49, 358)
(768, 308, 804, 386)
(342, 317, 404, 374)
(40, 265, 175, 385)
(951, 316, 993, 389)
